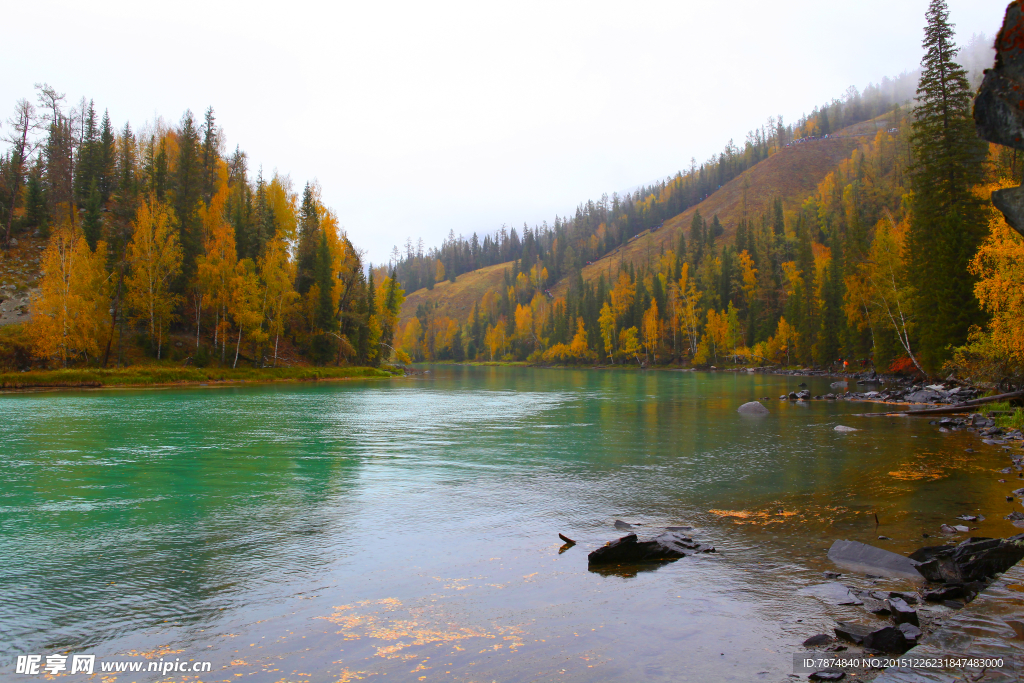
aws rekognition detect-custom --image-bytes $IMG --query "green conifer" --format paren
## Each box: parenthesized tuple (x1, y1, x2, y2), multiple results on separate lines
(907, 0, 988, 371)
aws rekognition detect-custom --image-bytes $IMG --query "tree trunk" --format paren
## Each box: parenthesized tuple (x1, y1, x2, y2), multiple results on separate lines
(233, 327, 242, 368)
(195, 292, 202, 349)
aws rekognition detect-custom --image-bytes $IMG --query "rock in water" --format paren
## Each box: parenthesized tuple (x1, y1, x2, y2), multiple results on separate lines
(898, 623, 922, 644)
(834, 622, 873, 644)
(925, 585, 962, 602)
(914, 536, 1024, 583)
(587, 532, 714, 566)
(809, 671, 845, 681)
(800, 582, 864, 606)
(888, 591, 919, 605)
(803, 634, 836, 647)
(737, 401, 769, 415)
(863, 625, 913, 654)
(827, 539, 923, 580)
(886, 597, 919, 626)
(834, 425, 858, 432)
(613, 519, 634, 530)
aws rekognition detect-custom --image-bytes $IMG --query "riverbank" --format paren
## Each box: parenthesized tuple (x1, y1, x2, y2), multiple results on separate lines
(0, 365, 397, 390)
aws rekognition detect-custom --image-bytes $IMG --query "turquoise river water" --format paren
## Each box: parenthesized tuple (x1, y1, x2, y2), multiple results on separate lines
(1, 366, 1021, 682)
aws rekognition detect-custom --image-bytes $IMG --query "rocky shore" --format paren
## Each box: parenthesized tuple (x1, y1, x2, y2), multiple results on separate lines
(797, 536, 1024, 681)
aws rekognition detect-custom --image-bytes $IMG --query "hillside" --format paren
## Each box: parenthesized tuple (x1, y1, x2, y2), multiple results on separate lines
(400, 259, 514, 324)
(400, 115, 891, 318)
(555, 116, 890, 296)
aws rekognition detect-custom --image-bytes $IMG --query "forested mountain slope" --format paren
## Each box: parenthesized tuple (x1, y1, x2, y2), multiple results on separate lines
(556, 117, 894, 297)
(399, 116, 889, 322)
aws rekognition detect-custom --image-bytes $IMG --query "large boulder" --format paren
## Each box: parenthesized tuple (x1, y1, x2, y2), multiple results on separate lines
(914, 536, 1024, 583)
(905, 388, 944, 403)
(587, 532, 714, 566)
(827, 540, 923, 580)
(737, 401, 769, 415)
(975, 1, 1024, 235)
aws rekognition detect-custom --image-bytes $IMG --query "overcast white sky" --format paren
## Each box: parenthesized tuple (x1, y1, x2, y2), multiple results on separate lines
(2, 0, 1008, 265)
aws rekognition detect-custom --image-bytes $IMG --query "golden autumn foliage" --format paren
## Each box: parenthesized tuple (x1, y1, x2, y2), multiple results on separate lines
(29, 224, 110, 366)
(125, 198, 183, 359)
(948, 195, 1024, 379)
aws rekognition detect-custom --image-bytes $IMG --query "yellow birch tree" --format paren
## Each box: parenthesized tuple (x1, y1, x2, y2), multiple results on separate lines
(126, 198, 182, 359)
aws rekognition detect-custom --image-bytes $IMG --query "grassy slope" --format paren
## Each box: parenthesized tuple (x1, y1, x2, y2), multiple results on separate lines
(396, 115, 892, 319)
(400, 259, 515, 324)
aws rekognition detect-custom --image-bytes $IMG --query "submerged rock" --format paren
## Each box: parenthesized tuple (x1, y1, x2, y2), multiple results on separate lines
(827, 539, 923, 580)
(800, 582, 864, 606)
(803, 633, 836, 647)
(587, 532, 714, 566)
(737, 401, 769, 415)
(834, 425, 858, 432)
(809, 671, 845, 681)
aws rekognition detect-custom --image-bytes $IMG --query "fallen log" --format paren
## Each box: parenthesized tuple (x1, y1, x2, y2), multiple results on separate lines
(855, 389, 1024, 417)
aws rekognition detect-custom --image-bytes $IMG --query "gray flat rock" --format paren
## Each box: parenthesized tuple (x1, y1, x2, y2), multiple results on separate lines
(827, 539, 923, 580)
(737, 401, 769, 415)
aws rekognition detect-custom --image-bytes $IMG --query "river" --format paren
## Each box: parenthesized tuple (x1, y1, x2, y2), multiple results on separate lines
(0, 366, 1017, 682)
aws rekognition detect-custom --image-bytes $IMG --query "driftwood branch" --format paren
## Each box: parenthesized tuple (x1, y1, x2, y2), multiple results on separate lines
(855, 390, 1024, 417)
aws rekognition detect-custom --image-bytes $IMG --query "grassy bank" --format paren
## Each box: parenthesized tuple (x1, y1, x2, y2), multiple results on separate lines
(987, 401, 1024, 429)
(0, 365, 395, 390)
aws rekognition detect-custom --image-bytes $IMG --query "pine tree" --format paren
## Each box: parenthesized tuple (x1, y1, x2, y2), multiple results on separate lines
(296, 183, 320, 294)
(74, 100, 98, 205)
(24, 165, 49, 237)
(97, 110, 116, 203)
(907, 0, 988, 371)
(200, 107, 220, 205)
(817, 239, 846, 368)
(313, 231, 335, 332)
(173, 110, 202, 279)
(771, 198, 784, 236)
(82, 179, 102, 251)
(689, 210, 704, 266)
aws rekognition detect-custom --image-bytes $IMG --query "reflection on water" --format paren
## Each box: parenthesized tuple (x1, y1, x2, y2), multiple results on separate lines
(1, 366, 1021, 681)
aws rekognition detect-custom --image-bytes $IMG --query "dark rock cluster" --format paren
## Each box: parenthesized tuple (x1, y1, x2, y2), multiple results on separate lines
(587, 530, 715, 566)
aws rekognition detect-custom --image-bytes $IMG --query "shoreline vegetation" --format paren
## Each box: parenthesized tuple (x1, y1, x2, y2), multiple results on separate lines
(0, 364, 396, 391)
